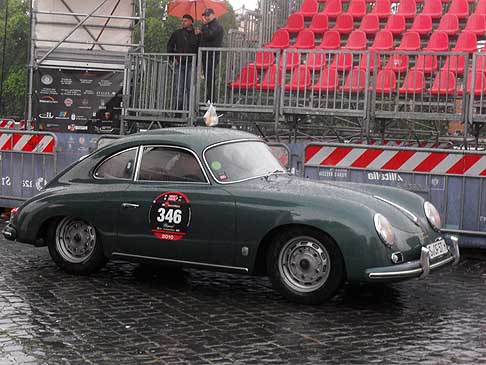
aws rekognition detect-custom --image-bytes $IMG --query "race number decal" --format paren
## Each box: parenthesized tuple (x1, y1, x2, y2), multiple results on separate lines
(149, 192, 191, 241)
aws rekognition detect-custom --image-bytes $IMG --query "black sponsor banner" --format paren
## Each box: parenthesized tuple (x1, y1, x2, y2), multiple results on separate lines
(34, 68, 123, 134)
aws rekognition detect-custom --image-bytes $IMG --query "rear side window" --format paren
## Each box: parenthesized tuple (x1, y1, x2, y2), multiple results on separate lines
(94, 148, 137, 180)
(138, 147, 206, 183)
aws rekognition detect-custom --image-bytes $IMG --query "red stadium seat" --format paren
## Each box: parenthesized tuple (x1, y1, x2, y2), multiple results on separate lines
(322, 0, 343, 18)
(282, 14, 305, 33)
(265, 29, 290, 49)
(458, 70, 486, 95)
(369, 30, 394, 51)
(396, 0, 416, 18)
(430, 70, 457, 95)
(279, 51, 302, 70)
(257, 65, 282, 91)
(331, 13, 354, 34)
(309, 13, 329, 34)
(437, 14, 459, 35)
(453, 32, 478, 53)
(359, 14, 380, 34)
(375, 69, 397, 93)
(447, 0, 469, 18)
(475, 0, 486, 15)
(317, 30, 342, 49)
(307, 52, 328, 71)
(384, 54, 409, 73)
(293, 29, 316, 49)
(313, 67, 340, 92)
(384, 15, 406, 35)
(329, 53, 354, 71)
(396, 31, 421, 50)
(254, 51, 275, 70)
(424, 31, 449, 51)
(475, 52, 486, 74)
(347, 0, 367, 18)
(410, 14, 433, 35)
(414, 55, 438, 73)
(297, 0, 319, 17)
(441, 55, 466, 74)
(399, 69, 426, 94)
(342, 67, 367, 92)
(372, 0, 391, 18)
(285, 65, 312, 91)
(230, 65, 258, 90)
(421, 0, 443, 18)
(357, 53, 381, 71)
(344, 30, 367, 50)
(464, 14, 486, 36)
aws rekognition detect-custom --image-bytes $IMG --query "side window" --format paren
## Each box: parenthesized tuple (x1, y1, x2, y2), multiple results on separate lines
(94, 148, 137, 180)
(138, 147, 206, 183)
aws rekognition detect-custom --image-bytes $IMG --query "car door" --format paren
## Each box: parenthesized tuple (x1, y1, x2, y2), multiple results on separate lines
(114, 145, 238, 268)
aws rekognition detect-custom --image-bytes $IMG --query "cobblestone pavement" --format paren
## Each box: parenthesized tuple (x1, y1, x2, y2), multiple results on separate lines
(1, 229, 486, 364)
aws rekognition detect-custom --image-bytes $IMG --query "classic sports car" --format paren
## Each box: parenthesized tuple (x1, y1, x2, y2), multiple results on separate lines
(3, 128, 460, 304)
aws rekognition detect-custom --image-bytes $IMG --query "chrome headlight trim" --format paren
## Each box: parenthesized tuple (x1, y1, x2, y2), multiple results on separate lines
(374, 213, 396, 247)
(424, 201, 442, 231)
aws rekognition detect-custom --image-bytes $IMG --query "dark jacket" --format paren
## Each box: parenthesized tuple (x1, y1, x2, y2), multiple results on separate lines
(166, 26, 199, 57)
(199, 19, 224, 48)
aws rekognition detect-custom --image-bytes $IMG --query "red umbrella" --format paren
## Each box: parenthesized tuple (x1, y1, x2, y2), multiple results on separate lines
(167, 0, 228, 21)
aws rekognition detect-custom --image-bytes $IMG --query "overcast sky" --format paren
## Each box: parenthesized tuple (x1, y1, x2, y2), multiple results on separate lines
(229, 0, 258, 10)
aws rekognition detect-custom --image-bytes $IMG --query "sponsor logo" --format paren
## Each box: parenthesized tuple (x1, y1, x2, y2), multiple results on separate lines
(60, 78, 73, 85)
(319, 168, 348, 178)
(367, 172, 404, 182)
(35, 177, 46, 191)
(96, 91, 116, 97)
(39, 112, 54, 119)
(41, 74, 53, 86)
(480, 216, 486, 223)
(68, 124, 88, 132)
(56, 111, 70, 120)
(39, 95, 58, 104)
(64, 98, 73, 107)
(98, 80, 113, 87)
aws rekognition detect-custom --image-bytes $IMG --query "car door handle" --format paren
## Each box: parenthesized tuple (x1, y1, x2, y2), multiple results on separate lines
(121, 203, 140, 209)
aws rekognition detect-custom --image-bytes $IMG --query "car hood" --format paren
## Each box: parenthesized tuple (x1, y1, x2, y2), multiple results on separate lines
(229, 174, 425, 233)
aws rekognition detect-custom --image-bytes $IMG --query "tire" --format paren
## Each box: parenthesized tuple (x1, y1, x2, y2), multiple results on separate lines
(266, 228, 345, 305)
(47, 217, 107, 275)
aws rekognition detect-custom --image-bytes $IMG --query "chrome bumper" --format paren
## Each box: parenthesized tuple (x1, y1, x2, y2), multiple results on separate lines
(2, 224, 17, 241)
(368, 235, 460, 280)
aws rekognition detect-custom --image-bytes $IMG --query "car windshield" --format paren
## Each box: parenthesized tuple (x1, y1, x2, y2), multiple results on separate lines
(205, 140, 285, 183)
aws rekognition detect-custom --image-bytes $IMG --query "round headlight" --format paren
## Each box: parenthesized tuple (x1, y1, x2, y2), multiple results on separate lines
(424, 201, 442, 231)
(374, 213, 396, 247)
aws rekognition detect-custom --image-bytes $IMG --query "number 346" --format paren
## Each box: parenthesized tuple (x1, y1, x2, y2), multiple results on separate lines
(157, 208, 182, 224)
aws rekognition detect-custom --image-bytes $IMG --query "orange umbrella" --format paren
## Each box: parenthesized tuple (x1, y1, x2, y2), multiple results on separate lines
(167, 0, 228, 21)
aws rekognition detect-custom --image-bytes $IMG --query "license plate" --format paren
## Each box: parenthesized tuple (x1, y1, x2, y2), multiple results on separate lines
(427, 240, 448, 259)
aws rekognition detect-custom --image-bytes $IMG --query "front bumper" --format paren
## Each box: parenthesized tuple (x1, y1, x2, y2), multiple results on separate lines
(367, 235, 460, 280)
(2, 224, 17, 241)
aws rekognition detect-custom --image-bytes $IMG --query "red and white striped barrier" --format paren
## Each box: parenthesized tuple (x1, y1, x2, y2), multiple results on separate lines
(0, 119, 15, 129)
(0, 132, 55, 154)
(355, 139, 452, 149)
(305, 144, 486, 177)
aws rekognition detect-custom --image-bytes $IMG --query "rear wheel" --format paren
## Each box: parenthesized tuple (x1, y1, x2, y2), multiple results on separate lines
(266, 228, 345, 304)
(47, 217, 107, 274)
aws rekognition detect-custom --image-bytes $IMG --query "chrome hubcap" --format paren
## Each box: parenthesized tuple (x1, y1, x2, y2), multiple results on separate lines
(56, 217, 96, 264)
(278, 237, 330, 293)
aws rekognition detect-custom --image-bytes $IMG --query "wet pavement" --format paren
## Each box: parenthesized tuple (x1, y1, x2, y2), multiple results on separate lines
(1, 228, 486, 364)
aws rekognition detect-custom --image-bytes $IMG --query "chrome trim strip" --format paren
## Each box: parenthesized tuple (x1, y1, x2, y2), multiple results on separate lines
(368, 255, 454, 279)
(112, 252, 249, 272)
(202, 139, 284, 185)
(134, 145, 211, 185)
(374, 195, 419, 225)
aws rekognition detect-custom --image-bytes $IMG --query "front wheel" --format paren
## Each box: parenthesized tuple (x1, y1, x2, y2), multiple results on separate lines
(266, 228, 345, 304)
(47, 217, 107, 275)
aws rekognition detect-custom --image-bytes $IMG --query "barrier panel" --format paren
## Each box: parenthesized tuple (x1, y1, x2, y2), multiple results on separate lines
(0, 131, 57, 207)
(303, 142, 486, 247)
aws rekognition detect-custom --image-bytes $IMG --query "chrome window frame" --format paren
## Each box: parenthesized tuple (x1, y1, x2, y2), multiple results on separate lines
(134, 144, 210, 185)
(203, 139, 285, 185)
(93, 147, 140, 181)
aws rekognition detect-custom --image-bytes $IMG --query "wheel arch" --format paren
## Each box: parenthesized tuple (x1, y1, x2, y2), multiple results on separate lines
(252, 223, 347, 279)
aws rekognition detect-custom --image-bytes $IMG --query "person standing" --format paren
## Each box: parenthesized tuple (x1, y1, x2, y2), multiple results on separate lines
(167, 14, 199, 112)
(195, 8, 224, 103)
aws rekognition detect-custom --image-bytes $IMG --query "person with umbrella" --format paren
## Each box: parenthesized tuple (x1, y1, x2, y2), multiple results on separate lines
(195, 8, 224, 103)
(167, 14, 199, 113)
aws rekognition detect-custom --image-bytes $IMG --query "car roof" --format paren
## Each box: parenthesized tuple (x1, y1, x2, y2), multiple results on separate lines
(109, 127, 260, 152)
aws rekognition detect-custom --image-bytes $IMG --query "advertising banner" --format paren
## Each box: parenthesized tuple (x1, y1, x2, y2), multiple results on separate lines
(34, 68, 123, 134)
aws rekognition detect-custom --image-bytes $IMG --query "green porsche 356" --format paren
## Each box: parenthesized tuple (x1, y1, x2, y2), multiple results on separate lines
(3, 128, 460, 304)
